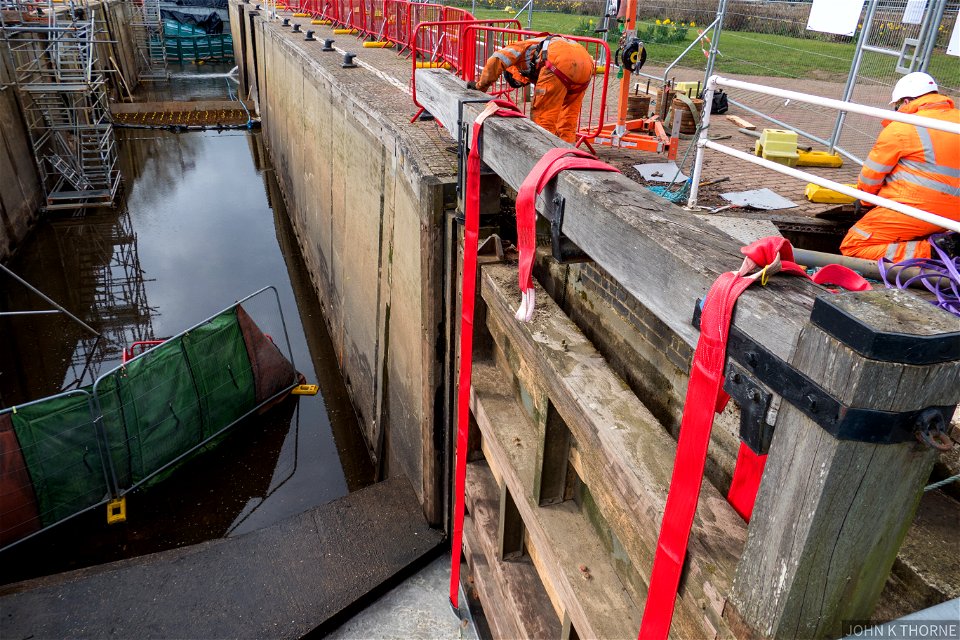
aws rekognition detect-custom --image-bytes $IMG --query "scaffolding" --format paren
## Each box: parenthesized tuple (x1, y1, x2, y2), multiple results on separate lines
(54, 205, 159, 390)
(128, 0, 167, 81)
(0, 0, 121, 209)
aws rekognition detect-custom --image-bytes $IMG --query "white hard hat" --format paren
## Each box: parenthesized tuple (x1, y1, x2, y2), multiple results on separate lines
(890, 72, 938, 104)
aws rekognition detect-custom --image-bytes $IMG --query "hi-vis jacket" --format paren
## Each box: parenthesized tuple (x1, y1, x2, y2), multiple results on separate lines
(475, 36, 591, 93)
(856, 93, 959, 222)
(841, 92, 959, 261)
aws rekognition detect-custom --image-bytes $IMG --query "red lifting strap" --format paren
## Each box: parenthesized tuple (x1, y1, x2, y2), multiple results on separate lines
(514, 148, 620, 321)
(449, 99, 524, 611)
(638, 236, 869, 639)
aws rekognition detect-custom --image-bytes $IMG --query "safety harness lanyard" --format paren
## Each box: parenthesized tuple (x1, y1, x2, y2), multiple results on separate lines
(449, 100, 523, 610)
(638, 237, 870, 639)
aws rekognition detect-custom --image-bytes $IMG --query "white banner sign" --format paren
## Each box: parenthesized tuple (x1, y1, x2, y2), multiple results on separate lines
(806, 0, 865, 37)
(902, 0, 927, 25)
(949, 18, 960, 56)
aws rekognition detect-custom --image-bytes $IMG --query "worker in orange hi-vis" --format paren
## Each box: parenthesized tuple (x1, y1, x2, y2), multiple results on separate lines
(840, 71, 960, 262)
(467, 35, 594, 143)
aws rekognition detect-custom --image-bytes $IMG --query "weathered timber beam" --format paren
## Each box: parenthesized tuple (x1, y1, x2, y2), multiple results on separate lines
(471, 361, 642, 639)
(415, 68, 816, 363)
(731, 294, 960, 638)
(482, 264, 741, 638)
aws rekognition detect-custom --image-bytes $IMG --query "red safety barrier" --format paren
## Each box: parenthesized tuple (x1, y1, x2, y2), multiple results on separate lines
(462, 26, 611, 146)
(271, 2, 609, 144)
(349, 0, 366, 33)
(381, 0, 405, 43)
(409, 19, 522, 121)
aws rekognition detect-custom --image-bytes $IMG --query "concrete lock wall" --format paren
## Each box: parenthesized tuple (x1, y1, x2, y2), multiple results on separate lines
(0, 52, 43, 262)
(232, 1, 454, 524)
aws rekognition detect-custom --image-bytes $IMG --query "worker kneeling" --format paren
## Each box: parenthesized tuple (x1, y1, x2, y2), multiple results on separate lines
(469, 36, 594, 143)
(840, 72, 959, 262)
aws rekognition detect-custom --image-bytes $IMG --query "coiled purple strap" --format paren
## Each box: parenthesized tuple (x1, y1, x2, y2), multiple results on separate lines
(878, 233, 960, 317)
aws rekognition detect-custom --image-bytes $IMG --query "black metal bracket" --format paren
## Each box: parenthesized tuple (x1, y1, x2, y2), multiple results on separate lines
(724, 361, 775, 454)
(693, 298, 956, 451)
(811, 293, 960, 365)
(538, 189, 590, 264)
(454, 97, 497, 224)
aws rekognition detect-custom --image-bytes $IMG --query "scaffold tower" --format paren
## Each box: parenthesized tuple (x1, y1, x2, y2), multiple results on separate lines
(0, 0, 121, 209)
(128, 0, 167, 82)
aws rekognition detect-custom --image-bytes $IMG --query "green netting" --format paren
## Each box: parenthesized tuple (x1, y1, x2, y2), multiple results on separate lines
(98, 308, 256, 485)
(11, 393, 108, 527)
(3, 303, 292, 546)
(182, 310, 256, 439)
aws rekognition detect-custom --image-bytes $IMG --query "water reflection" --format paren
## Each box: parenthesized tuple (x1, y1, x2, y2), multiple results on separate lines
(0, 129, 374, 585)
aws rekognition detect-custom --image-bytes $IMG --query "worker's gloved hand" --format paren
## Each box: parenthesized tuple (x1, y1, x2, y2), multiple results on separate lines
(853, 200, 875, 216)
(466, 81, 478, 91)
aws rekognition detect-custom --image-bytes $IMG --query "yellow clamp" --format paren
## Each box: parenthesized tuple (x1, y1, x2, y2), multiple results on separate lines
(292, 384, 319, 396)
(107, 496, 127, 524)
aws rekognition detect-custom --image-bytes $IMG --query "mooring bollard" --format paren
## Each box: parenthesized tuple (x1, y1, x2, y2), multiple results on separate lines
(281, 17, 289, 26)
(305, 30, 315, 41)
(292, 23, 301, 33)
(321, 38, 335, 51)
(341, 52, 357, 68)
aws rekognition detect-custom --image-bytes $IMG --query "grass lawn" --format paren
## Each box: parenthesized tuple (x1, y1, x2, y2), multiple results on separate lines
(456, 6, 960, 88)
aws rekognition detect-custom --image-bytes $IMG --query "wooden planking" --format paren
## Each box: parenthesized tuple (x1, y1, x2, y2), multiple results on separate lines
(415, 69, 820, 365)
(464, 461, 562, 639)
(462, 517, 523, 640)
(470, 361, 642, 639)
(481, 263, 742, 638)
(732, 322, 960, 638)
(726, 115, 756, 130)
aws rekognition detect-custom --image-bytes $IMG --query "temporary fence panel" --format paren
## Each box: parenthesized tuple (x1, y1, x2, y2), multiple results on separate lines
(0, 289, 298, 551)
(461, 27, 612, 144)
(410, 19, 523, 116)
(349, 0, 367, 34)
(367, 0, 389, 40)
(382, 0, 406, 44)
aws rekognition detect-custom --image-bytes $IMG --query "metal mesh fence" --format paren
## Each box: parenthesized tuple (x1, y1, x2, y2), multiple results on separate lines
(628, 0, 958, 161)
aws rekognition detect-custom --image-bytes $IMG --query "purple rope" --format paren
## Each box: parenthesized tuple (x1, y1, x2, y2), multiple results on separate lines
(878, 233, 960, 317)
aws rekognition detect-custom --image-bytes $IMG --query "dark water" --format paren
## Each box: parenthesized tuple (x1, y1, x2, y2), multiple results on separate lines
(0, 129, 375, 585)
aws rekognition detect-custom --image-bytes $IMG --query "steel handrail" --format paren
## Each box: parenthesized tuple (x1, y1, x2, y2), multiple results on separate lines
(689, 75, 960, 234)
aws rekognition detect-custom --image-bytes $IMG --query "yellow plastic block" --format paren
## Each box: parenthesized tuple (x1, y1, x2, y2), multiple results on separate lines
(755, 128, 799, 167)
(797, 150, 843, 168)
(595, 65, 606, 74)
(415, 61, 451, 69)
(293, 12, 310, 17)
(312, 19, 332, 24)
(673, 81, 700, 97)
(107, 497, 127, 524)
(804, 183, 857, 204)
(333, 28, 357, 34)
(363, 41, 393, 48)
(292, 384, 320, 395)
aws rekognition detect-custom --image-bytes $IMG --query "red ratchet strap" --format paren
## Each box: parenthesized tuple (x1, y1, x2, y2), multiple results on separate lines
(638, 236, 869, 640)
(449, 99, 524, 611)
(514, 148, 620, 321)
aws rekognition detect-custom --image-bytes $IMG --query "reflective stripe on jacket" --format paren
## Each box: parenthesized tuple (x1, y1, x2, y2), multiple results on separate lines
(857, 93, 960, 223)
